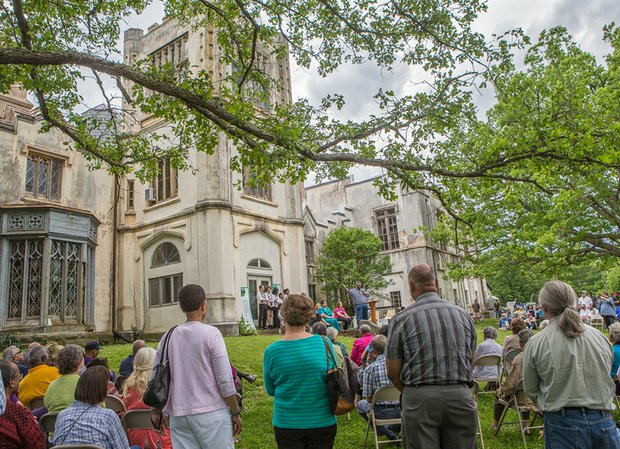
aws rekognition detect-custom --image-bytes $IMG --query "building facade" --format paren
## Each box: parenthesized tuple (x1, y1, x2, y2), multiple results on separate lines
(304, 177, 488, 310)
(116, 18, 307, 335)
(0, 87, 116, 336)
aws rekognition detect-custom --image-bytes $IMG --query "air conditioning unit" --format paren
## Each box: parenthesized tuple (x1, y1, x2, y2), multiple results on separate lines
(144, 188, 156, 202)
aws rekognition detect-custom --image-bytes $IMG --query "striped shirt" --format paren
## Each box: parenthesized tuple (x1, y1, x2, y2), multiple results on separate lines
(387, 292, 476, 386)
(348, 288, 369, 305)
(263, 335, 337, 429)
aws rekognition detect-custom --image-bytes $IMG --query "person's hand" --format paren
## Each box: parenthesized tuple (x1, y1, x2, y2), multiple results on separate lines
(232, 414, 242, 435)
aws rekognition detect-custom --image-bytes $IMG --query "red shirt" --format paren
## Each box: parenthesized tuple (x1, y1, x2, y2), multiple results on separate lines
(122, 387, 172, 449)
(0, 401, 47, 449)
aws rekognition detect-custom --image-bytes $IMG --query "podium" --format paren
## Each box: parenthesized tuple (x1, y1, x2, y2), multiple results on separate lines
(368, 299, 379, 323)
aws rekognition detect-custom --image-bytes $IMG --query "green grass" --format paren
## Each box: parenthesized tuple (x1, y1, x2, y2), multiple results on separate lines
(99, 320, 544, 449)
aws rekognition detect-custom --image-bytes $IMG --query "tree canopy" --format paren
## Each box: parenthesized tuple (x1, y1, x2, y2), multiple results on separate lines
(1, 1, 619, 277)
(433, 25, 620, 277)
(315, 227, 392, 305)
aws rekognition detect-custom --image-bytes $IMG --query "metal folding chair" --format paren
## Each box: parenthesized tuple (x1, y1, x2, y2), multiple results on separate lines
(470, 381, 485, 449)
(363, 385, 402, 449)
(122, 409, 157, 431)
(38, 412, 58, 443)
(104, 395, 126, 414)
(494, 379, 543, 448)
(473, 354, 501, 393)
(500, 348, 522, 384)
(28, 397, 45, 410)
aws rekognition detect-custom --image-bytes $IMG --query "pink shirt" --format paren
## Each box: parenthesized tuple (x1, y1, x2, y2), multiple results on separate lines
(351, 333, 374, 366)
(155, 321, 236, 417)
(333, 307, 348, 318)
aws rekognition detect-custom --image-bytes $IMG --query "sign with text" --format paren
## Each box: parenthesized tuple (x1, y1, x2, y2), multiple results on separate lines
(240, 287, 256, 330)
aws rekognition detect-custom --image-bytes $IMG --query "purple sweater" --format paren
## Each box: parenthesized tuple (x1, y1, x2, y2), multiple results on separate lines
(155, 321, 236, 417)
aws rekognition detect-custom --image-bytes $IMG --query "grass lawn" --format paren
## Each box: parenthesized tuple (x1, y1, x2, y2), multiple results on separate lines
(99, 319, 545, 449)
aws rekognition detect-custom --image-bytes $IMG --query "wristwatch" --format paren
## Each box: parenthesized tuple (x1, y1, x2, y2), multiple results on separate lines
(230, 407, 242, 416)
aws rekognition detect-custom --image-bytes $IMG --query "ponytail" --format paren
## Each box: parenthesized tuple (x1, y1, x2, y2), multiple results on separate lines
(539, 281, 584, 338)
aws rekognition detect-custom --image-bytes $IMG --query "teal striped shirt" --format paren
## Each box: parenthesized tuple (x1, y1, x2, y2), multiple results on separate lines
(263, 334, 337, 429)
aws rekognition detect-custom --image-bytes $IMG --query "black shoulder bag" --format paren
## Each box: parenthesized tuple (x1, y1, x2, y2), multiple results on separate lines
(144, 325, 178, 410)
(322, 336, 355, 415)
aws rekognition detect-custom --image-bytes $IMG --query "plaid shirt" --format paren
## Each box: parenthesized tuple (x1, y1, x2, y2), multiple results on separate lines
(387, 292, 476, 386)
(0, 400, 47, 449)
(52, 401, 130, 449)
(362, 355, 398, 406)
(0, 381, 4, 415)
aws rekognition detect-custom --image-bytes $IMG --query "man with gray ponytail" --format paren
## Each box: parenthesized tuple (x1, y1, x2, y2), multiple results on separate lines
(524, 280, 620, 449)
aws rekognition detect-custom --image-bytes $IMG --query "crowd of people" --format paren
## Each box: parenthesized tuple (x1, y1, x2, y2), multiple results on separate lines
(3, 270, 620, 449)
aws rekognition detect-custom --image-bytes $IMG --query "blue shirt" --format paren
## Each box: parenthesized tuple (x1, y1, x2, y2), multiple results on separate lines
(348, 288, 369, 305)
(601, 297, 616, 317)
(361, 355, 397, 405)
(612, 344, 620, 378)
(119, 354, 134, 377)
(53, 401, 130, 449)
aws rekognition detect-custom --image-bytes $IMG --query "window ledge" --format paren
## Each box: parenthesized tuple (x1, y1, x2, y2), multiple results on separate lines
(124, 210, 136, 216)
(144, 197, 180, 211)
(20, 196, 61, 205)
(149, 303, 179, 309)
(240, 194, 278, 207)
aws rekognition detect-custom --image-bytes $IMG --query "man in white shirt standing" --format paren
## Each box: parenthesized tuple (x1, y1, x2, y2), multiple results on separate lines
(578, 291, 592, 308)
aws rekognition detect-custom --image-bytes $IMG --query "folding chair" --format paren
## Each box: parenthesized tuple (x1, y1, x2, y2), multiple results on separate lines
(122, 409, 157, 431)
(470, 381, 485, 449)
(39, 412, 58, 442)
(104, 395, 126, 414)
(472, 354, 501, 394)
(591, 315, 605, 331)
(29, 397, 45, 410)
(494, 379, 543, 448)
(363, 385, 402, 449)
(500, 348, 522, 384)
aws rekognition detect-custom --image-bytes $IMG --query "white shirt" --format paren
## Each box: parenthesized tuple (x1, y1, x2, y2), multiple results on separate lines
(578, 296, 592, 307)
(580, 308, 591, 320)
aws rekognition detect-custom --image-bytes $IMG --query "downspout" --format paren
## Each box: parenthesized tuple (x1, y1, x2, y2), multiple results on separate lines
(112, 175, 119, 337)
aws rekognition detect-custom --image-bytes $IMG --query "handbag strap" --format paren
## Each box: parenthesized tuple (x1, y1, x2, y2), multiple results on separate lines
(160, 325, 178, 367)
(321, 336, 338, 372)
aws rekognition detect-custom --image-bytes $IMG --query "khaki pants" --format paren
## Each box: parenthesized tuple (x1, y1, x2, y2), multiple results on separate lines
(401, 384, 477, 449)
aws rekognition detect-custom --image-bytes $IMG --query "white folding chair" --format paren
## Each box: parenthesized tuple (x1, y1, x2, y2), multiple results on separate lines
(494, 379, 543, 448)
(470, 381, 485, 449)
(363, 385, 402, 449)
(473, 354, 501, 394)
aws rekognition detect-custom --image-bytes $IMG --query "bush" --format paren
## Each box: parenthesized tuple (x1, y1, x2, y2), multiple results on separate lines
(0, 334, 21, 350)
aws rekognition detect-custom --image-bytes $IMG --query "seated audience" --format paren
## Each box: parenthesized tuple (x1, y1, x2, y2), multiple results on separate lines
(326, 327, 349, 358)
(356, 335, 400, 441)
(18, 345, 59, 408)
(493, 329, 539, 432)
(312, 322, 343, 369)
(44, 344, 84, 413)
(498, 313, 511, 330)
(53, 366, 132, 449)
(473, 326, 502, 386)
(351, 324, 374, 366)
(333, 301, 352, 330)
(122, 347, 172, 449)
(119, 340, 146, 377)
(45, 342, 64, 365)
(0, 360, 47, 449)
(83, 340, 100, 365)
(609, 322, 620, 395)
(360, 325, 389, 369)
(87, 358, 118, 395)
(2, 346, 28, 378)
(579, 304, 591, 323)
(502, 317, 526, 372)
(316, 300, 341, 330)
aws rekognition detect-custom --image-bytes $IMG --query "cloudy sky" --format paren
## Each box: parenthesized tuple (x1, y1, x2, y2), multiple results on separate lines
(116, 0, 620, 182)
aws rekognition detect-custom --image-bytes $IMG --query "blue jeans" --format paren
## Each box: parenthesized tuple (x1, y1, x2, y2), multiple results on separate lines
(544, 408, 620, 449)
(357, 400, 401, 436)
(355, 304, 369, 328)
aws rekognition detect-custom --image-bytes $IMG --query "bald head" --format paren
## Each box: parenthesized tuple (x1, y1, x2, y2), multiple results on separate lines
(132, 340, 146, 355)
(408, 264, 438, 299)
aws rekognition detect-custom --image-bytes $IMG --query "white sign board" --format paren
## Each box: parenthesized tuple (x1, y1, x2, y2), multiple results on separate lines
(240, 287, 256, 330)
